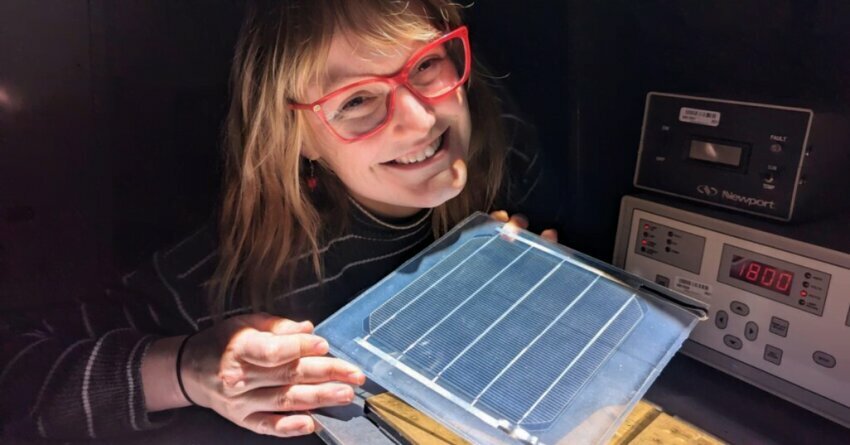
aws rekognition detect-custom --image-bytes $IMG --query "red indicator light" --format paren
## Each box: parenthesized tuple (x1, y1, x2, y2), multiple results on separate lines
(643, 224, 650, 230)
(800, 290, 808, 297)
(641, 239, 648, 246)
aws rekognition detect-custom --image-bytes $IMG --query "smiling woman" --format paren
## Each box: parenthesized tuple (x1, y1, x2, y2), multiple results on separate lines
(213, 0, 510, 317)
(0, 0, 546, 441)
(289, 25, 474, 217)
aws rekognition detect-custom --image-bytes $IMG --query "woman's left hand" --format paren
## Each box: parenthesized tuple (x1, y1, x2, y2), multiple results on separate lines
(490, 210, 558, 243)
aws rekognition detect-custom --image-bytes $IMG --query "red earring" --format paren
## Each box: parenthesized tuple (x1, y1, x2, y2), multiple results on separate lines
(307, 160, 318, 191)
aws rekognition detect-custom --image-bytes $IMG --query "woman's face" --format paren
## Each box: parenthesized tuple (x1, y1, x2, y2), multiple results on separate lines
(301, 30, 472, 218)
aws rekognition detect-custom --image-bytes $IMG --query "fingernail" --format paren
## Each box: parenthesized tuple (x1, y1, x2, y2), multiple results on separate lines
(336, 387, 353, 401)
(296, 422, 314, 435)
(348, 371, 365, 384)
(313, 338, 328, 352)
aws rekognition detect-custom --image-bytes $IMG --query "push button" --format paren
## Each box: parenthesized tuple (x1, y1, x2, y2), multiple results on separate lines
(813, 351, 836, 368)
(730, 301, 750, 316)
(769, 317, 789, 337)
(745, 321, 759, 341)
(724, 334, 743, 350)
(655, 274, 670, 287)
(715, 310, 728, 329)
(764, 345, 783, 365)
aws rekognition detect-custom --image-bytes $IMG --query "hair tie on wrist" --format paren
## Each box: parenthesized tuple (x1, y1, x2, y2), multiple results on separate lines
(176, 333, 197, 406)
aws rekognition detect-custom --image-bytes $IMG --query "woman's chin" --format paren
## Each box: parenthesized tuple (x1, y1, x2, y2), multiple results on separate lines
(413, 185, 465, 209)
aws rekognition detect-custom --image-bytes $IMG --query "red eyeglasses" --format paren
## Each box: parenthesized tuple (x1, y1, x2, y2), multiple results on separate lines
(289, 26, 471, 143)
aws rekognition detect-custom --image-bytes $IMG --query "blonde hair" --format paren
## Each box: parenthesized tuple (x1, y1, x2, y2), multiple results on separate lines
(208, 0, 507, 316)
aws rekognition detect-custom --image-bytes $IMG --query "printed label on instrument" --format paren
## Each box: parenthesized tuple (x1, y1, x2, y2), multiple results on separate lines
(679, 107, 721, 127)
(674, 276, 713, 299)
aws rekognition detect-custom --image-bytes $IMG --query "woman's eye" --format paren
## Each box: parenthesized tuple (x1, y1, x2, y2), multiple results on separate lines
(330, 93, 379, 121)
(341, 95, 368, 111)
(338, 94, 377, 114)
(416, 56, 441, 73)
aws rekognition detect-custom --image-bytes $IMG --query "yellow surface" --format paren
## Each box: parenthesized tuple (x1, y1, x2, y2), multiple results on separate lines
(367, 392, 469, 445)
(628, 412, 726, 445)
(608, 401, 663, 445)
(366, 394, 726, 445)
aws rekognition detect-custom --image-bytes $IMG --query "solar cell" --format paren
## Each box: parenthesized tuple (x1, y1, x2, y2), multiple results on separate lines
(318, 213, 704, 445)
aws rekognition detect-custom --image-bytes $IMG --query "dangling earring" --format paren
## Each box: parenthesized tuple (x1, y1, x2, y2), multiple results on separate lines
(306, 160, 318, 191)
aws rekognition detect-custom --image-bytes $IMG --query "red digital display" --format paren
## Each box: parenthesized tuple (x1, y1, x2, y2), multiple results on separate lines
(729, 256, 794, 295)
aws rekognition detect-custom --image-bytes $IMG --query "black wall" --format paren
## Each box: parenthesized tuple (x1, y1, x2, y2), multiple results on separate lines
(470, 0, 850, 260)
(0, 1, 242, 310)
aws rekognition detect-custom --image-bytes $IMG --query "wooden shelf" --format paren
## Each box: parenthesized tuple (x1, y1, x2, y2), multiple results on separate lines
(366, 393, 726, 445)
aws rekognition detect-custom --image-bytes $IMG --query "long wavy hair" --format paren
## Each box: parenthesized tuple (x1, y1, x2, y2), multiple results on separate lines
(208, 0, 508, 316)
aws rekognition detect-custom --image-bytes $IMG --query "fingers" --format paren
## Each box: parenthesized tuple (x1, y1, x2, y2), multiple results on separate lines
(507, 214, 529, 230)
(238, 313, 314, 335)
(242, 412, 315, 437)
(540, 228, 558, 243)
(451, 158, 467, 190)
(491, 211, 557, 243)
(490, 210, 509, 222)
(251, 382, 356, 412)
(229, 330, 329, 368)
(225, 357, 365, 393)
(490, 210, 529, 230)
(271, 319, 314, 335)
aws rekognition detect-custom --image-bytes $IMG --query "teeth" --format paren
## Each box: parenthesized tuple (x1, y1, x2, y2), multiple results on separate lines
(395, 135, 443, 165)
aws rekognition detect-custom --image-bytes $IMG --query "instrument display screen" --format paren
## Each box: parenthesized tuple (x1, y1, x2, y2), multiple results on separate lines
(729, 255, 794, 296)
(688, 139, 743, 167)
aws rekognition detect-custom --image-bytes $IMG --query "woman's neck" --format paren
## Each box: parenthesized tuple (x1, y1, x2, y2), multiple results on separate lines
(347, 191, 424, 219)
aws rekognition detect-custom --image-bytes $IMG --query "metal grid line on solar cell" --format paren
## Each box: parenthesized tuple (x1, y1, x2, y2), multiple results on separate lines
(398, 244, 533, 356)
(363, 233, 646, 432)
(469, 274, 602, 406)
(367, 236, 497, 335)
(432, 259, 565, 381)
(517, 295, 643, 427)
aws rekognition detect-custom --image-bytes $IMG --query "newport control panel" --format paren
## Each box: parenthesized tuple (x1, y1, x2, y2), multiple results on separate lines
(614, 196, 850, 427)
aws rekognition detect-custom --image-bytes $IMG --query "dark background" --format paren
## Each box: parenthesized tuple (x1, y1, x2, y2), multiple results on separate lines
(2, 1, 850, 443)
(2, 1, 849, 309)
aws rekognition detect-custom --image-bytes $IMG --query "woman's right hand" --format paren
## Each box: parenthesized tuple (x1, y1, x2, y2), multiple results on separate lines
(180, 313, 365, 437)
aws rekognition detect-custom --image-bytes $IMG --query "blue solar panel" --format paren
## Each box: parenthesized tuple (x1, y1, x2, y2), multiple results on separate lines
(318, 213, 703, 445)
(365, 236, 645, 431)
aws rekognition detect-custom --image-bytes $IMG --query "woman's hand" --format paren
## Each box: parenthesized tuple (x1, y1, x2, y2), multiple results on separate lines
(490, 210, 558, 243)
(181, 313, 364, 437)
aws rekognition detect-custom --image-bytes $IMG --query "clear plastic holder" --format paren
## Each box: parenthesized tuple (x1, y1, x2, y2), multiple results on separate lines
(316, 213, 707, 445)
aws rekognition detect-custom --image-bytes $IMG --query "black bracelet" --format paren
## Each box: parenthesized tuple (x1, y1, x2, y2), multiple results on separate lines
(176, 333, 197, 406)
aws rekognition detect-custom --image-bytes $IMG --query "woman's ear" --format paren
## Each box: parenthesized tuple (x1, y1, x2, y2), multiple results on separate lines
(300, 145, 320, 161)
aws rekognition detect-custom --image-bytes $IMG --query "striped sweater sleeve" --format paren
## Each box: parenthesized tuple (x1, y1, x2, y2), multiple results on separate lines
(0, 225, 218, 440)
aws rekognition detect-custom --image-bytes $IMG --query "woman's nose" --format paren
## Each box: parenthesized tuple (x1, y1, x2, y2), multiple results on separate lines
(391, 87, 436, 134)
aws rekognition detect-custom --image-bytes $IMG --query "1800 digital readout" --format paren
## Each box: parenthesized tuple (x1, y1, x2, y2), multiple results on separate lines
(729, 255, 794, 296)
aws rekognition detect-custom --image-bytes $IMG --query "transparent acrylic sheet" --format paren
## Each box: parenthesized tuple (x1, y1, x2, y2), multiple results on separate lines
(316, 213, 706, 445)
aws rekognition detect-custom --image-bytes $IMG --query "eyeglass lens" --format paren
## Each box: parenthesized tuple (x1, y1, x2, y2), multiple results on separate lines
(321, 36, 467, 139)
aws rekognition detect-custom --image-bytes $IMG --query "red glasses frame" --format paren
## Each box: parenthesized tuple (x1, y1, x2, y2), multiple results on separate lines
(289, 26, 471, 143)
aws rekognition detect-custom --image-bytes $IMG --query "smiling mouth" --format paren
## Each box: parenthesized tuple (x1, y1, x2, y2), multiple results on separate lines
(384, 130, 447, 166)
